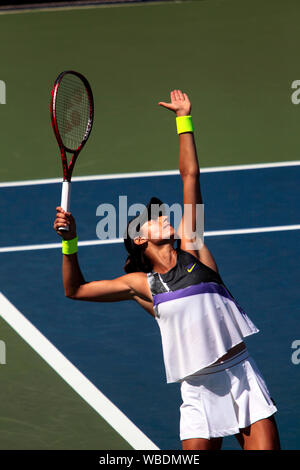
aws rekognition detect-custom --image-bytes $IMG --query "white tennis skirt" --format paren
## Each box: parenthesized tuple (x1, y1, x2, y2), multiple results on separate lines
(180, 348, 277, 440)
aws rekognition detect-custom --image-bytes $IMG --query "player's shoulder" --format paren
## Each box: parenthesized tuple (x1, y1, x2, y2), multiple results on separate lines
(178, 243, 219, 274)
(119, 271, 148, 287)
(120, 271, 152, 304)
(121, 271, 148, 279)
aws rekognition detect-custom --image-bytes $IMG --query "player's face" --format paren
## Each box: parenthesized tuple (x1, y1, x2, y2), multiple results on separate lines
(140, 215, 175, 242)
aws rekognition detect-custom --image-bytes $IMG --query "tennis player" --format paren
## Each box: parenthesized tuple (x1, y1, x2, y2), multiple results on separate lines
(53, 89, 280, 450)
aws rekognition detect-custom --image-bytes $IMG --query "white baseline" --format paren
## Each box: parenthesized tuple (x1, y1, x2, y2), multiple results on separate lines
(0, 224, 300, 253)
(0, 160, 300, 188)
(0, 292, 159, 450)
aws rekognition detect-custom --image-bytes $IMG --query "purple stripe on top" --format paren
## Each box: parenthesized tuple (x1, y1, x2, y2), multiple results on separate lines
(152, 282, 234, 307)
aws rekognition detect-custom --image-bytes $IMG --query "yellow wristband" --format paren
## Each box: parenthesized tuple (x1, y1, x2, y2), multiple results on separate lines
(176, 115, 194, 134)
(62, 236, 78, 255)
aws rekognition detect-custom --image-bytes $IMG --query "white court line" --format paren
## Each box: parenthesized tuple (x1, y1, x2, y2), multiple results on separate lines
(0, 0, 169, 16)
(0, 160, 300, 188)
(0, 292, 159, 450)
(1, 224, 300, 253)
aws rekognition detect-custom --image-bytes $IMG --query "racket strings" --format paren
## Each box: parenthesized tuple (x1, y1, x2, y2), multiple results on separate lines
(55, 74, 91, 151)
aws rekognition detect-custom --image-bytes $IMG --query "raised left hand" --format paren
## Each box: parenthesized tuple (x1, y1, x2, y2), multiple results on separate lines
(158, 89, 191, 116)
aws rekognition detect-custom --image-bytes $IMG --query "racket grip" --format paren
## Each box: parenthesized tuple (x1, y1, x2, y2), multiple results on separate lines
(59, 181, 71, 231)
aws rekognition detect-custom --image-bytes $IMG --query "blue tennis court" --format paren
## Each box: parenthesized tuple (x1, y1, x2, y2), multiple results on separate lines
(0, 163, 300, 449)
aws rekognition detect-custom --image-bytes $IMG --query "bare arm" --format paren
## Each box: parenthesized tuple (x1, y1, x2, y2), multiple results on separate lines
(53, 207, 152, 303)
(62, 253, 136, 302)
(159, 90, 218, 273)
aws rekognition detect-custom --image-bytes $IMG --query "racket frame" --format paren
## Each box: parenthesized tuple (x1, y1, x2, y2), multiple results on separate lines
(50, 70, 94, 225)
(51, 70, 94, 183)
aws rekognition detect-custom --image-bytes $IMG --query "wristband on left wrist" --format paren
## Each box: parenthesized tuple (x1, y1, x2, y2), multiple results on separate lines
(176, 115, 194, 134)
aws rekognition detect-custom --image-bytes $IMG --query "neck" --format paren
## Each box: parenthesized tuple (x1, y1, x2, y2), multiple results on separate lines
(146, 241, 177, 274)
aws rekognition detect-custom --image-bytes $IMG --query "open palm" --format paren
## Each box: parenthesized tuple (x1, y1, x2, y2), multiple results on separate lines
(159, 89, 191, 116)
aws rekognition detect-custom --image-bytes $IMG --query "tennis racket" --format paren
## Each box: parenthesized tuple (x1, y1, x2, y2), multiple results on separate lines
(50, 70, 94, 230)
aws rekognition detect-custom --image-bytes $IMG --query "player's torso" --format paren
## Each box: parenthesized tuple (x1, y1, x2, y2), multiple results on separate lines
(133, 248, 226, 318)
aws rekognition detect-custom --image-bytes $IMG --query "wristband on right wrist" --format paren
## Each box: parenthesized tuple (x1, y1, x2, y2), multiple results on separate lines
(62, 236, 78, 255)
(176, 115, 194, 134)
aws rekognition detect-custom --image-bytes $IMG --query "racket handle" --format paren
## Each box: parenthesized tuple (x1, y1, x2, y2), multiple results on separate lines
(59, 181, 71, 231)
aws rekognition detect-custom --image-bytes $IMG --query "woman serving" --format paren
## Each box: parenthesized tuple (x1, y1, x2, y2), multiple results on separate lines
(53, 90, 280, 450)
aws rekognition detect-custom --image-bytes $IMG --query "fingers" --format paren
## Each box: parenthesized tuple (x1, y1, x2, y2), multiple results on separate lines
(171, 89, 186, 101)
(183, 93, 191, 108)
(173, 89, 182, 101)
(55, 207, 70, 220)
(159, 90, 187, 105)
(53, 208, 71, 230)
(56, 215, 69, 226)
(53, 207, 77, 241)
(56, 207, 72, 215)
(53, 217, 69, 231)
(159, 89, 191, 115)
(158, 101, 177, 111)
(158, 101, 169, 107)
(55, 207, 72, 217)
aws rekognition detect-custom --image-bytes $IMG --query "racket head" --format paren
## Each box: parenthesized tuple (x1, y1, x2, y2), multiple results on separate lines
(50, 70, 94, 179)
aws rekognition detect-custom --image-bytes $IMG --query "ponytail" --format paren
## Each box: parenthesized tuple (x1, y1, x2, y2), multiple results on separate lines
(123, 244, 152, 273)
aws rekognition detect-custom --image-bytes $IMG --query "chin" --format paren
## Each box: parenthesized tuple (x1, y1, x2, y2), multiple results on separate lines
(166, 226, 175, 239)
(159, 228, 176, 244)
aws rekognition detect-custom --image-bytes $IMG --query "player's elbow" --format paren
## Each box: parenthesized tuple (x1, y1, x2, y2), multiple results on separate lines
(64, 288, 79, 300)
(180, 169, 200, 180)
(65, 291, 76, 299)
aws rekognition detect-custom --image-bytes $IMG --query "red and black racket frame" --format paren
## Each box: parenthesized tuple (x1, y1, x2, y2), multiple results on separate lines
(50, 70, 94, 182)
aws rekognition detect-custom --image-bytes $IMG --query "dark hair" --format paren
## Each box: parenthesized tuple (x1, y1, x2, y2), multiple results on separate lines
(123, 218, 153, 273)
(123, 244, 153, 274)
(123, 197, 165, 274)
